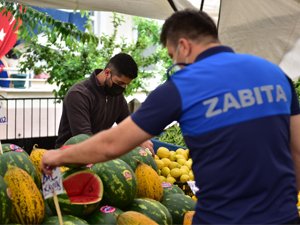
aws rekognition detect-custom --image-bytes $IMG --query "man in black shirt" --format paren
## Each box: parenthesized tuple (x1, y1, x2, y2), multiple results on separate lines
(55, 53, 153, 152)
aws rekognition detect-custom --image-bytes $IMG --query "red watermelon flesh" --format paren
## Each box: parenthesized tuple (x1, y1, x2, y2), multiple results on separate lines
(63, 170, 103, 204)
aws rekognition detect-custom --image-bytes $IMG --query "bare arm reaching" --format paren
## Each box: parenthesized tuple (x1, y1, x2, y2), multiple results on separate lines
(42, 116, 152, 175)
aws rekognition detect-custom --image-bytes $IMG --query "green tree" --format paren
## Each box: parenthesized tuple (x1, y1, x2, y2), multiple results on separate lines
(0, 2, 172, 99)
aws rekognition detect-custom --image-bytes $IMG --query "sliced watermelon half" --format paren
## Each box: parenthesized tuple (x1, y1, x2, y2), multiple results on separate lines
(63, 169, 103, 204)
(47, 169, 103, 217)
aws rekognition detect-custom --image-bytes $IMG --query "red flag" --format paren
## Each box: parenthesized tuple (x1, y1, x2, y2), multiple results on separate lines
(0, 8, 22, 59)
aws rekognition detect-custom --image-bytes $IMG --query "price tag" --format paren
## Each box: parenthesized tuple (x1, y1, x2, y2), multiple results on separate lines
(187, 181, 199, 195)
(42, 167, 64, 199)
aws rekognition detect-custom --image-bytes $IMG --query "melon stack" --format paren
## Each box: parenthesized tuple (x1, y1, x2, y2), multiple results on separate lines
(0, 134, 196, 225)
(154, 146, 194, 185)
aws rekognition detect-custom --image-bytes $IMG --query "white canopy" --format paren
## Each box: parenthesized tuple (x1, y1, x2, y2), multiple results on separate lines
(218, 0, 300, 79)
(5, 0, 197, 20)
(6, 0, 300, 79)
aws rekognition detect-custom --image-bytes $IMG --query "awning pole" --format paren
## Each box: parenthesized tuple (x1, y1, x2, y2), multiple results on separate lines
(167, 0, 178, 12)
(200, 0, 205, 11)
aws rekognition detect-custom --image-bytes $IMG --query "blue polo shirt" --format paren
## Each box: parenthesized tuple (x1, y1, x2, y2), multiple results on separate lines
(131, 46, 300, 224)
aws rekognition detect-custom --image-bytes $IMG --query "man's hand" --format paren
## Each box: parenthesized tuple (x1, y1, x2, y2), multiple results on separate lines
(41, 150, 63, 175)
(139, 140, 155, 156)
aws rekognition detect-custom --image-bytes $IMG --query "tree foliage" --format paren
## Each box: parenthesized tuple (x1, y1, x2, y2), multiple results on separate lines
(0, 1, 172, 99)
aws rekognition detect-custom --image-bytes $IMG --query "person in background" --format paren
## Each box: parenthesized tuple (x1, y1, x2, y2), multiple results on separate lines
(43, 9, 300, 224)
(55, 53, 153, 152)
(0, 58, 10, 88)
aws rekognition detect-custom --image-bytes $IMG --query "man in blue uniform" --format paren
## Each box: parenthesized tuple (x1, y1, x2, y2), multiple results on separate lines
(42, 9, 300, 224)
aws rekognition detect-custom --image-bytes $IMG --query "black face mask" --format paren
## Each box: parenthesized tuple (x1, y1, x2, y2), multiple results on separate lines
(104, 76, 125, 96)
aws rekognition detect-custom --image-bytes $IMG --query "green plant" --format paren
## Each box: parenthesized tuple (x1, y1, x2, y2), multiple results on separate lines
(0, 2, 172, 99)
(294, 79, 300, 102)
(158, 124, 186, 147)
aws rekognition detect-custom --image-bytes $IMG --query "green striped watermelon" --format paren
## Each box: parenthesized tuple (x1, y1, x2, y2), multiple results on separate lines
(64, 134, 91, 145)
(91, 159, 137, 209)
(119, 147, 158, 172)
(43, 199, 54, 220)
(42, 215, 88, 225)
(47, 169, 103, 217)
(161, 193, 196, 224)
(86, 205, 123, 224)
(0, 175, 12, 224)
(1, 143, 28, 155)
(162, 182, 185, 197)
(0, 151, 41, 188)
(127, 198, 172, 225)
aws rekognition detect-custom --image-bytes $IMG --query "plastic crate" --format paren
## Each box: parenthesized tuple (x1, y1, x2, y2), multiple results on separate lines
(151, 138, 186, 153)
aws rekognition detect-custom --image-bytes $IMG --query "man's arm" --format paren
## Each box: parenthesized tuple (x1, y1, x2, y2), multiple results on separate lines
(290, 114, 300, 191)
(42, 116, 152, 174)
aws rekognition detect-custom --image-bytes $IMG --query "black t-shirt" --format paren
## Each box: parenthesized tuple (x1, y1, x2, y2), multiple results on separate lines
(55, 69, 129, 148)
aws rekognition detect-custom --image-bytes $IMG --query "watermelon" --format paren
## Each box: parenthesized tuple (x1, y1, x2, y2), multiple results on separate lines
(86, 205, 123, 224)
(44, 199, 54, 220)
(1, 143, 28, 155)
(0, 151, 41, 188)
(119, 147, 158, 172)
(91, 159, 137, 209)
(161, 193, 196, 224)
(0, 175, 12, 224)
(47, 169, 103, 217)
(42, 215, 89, 225)
(162, 182, 185, 197)
(127, 198, 172, 225)
(64, 134, 91, 145)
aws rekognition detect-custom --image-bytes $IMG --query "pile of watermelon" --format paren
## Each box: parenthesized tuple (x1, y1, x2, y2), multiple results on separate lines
(0, 134, 196, 225)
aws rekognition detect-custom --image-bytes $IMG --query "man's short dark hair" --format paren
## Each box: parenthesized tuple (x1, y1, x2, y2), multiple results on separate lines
(106, 53, 138, 79)
(160, 9, 219, 47)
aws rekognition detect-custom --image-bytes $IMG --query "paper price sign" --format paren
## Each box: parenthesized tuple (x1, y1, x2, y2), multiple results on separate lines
(187, 181, 199, 195)
(42, 167, 64, 199)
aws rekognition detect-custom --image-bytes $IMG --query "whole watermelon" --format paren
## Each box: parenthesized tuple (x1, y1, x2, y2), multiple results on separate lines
(162, 182, 185, 198)
(47, 168, 103, 217)
(161, 193, 196, 224)
(86, 205, 123, 224)
(119, 147, 158, 172)
(91, 159, 137, 209)
(0, 151, 41, 188)
(42, 215, 89, 225)
(0, 175, 12, 224)
(127, 198, 172, 225)
(64, 134, 91, 145)
(1, 143, 28, 155)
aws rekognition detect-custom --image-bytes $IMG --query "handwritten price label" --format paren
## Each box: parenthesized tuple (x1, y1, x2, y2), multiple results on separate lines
(187, 181, 199, 195)
(42, 167, 64, 199)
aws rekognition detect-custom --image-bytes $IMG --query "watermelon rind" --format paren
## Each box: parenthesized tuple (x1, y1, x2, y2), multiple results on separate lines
(42, 215, 89, 225)
(91, 159, 137, 209)
(86, 205, 123, 224)
(0, 151, 41, 188)
(0, 175, 12, 224)
(161, 193, 196, 224)
(127, 198, 172, 225)
(1, 143, 28, 155)
(47, 169, 103, 217)
(64, 134, 91, 145)
(162, 182, 185, 199)
(119, 147, 158, 172)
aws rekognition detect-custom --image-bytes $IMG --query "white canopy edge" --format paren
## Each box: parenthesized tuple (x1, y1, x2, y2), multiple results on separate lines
(6, 0, 197, 20)
(218, 0, 300, 79)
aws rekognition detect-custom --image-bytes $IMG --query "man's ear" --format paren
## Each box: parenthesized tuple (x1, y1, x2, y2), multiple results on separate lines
(104, 68, 111, 77)
(179, 38, 191, 57)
